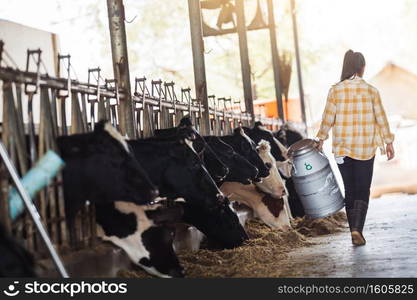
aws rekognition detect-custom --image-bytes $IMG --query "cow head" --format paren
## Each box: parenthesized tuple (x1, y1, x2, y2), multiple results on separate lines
(179, 199, 248, 249)
(275, 123, 304, 148)
(220, 183, 291, 231)
(245, 122, 288, 161)
(222, 128, 269, 181)
(128, 138, 226, 211)
(128, 138, 247, 249)
(165, 139, 227, 210)
(154, 118, 229, 183)
(192, 139, 229, 182)
(154, 125, 197, 141)
(57, 121, 158, 219)
(205, 136, 258, 184)
(96, 200, 184, 278)
(255, 140, 286, 198)
(154, 116, 196, 140)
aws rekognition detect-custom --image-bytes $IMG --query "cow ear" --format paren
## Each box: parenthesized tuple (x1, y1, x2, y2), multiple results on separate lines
(145, 206, 184, 225)
(94, 120, 108, 132)
(254, 121, 263, 128)
(233, 127, 243, 135)
(179, 116, 193, 128)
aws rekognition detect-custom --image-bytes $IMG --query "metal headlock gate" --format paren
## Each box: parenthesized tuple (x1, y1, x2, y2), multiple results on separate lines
(0, 41, 280, 259)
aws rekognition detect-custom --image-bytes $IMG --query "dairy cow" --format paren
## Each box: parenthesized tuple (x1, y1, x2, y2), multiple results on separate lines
(243, 122, 291, 177)
(254, 140, 286, 198)
(220, 128, 270, 181)
(154, 120, 229, 184)
(220, 140, 291, 230)
(96, 200, 184, 278)
(203, 136, 258, 185)
(57, 121, 158, 220)
(275, 124, 305, 149)
(57, 121, 185, 277)
(187, 137, 229, 183)
(128, 138, 248, 249)
(243, 122, 288, 161)
(242, 124, 294, 217)
(244, 122, 306, 218)
(274, 124, 306, 217)
(220, 183, 291, 230)
(155, 121, 258, 185)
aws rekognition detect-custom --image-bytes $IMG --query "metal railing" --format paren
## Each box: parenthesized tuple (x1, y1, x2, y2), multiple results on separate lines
(0, 44, 280, 257)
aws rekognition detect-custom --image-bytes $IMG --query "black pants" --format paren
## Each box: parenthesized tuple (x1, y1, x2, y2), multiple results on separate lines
(337, 156, 375, 209)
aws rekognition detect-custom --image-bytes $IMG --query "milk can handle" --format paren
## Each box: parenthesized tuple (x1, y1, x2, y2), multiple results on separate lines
(313, 139, 327, 157)
(288, 157, 297, 176)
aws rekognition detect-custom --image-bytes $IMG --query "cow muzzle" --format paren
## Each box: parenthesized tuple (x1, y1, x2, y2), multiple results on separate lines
(169, 268, 185, 278)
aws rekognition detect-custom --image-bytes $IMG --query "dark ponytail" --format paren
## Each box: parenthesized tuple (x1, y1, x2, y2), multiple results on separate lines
(340, 50, 366, 81)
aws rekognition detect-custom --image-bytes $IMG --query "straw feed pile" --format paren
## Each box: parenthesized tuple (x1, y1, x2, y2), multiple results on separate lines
(118, 212, 347, 278)
(293, 211, 347, 237)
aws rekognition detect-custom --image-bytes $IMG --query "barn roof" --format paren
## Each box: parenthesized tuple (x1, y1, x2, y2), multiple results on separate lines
(369, 63, 417, 119)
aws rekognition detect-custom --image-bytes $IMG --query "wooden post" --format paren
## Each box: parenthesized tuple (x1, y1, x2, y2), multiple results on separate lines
(187, 0, 210, 135)
(267, 0, 285, 122)
(106, 0, 136, 138)
(290, 0, 307, 126)
(235, 0, 254, 122)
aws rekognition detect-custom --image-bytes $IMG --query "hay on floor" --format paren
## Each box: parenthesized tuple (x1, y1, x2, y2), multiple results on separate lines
(118, 211, 348, 278)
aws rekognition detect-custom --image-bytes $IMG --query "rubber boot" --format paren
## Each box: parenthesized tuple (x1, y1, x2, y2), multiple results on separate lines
(346, 200, 368, 246)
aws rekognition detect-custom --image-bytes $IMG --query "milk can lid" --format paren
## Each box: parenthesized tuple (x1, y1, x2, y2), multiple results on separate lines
(288, 138, 317, 157)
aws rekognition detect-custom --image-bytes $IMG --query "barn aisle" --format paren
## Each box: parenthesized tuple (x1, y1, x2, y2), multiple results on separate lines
(282, 194, 417, 277)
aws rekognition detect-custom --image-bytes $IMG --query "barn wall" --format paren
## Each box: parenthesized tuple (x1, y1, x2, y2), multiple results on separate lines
(0, 19, 60, 123)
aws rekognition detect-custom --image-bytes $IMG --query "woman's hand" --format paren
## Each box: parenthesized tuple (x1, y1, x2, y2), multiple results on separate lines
(316, 139, 324, 151)
(386, 143, 395, 160)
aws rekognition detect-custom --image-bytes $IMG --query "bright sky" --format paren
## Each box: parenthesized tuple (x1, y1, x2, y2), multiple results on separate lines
(296, 0, 417, 122)
(1, 0, 416, 124)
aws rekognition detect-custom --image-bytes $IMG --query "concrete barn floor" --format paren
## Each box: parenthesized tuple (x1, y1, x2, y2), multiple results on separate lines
(282, 193, 417, 277)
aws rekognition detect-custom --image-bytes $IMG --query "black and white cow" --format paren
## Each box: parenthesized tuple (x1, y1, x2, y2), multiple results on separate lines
(154, 117, 262, 186)
(275, 124, 305, 149)
(96, 200, 184, 278)
(274, 124, 306, 218)
(243, 122, 288, 162)
(203, 136, 258, 185)
(128, 138, 248, 249)
(220, 140, 291, 230)
(57, 121, 185, 277)
(0, 222, 36, 277)
(57, 121, 159, 220)
(243, 122, 307, 218)
(192, 138, 230, 183)
(154, 125, 230, 184)
(220, 128, 270, 181)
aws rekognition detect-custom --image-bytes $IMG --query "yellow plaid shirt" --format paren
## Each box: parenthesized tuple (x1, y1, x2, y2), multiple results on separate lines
(316, 77, 394, 160)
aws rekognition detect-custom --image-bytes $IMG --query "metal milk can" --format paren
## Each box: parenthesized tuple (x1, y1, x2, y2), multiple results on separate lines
(288, 139, 344, 219)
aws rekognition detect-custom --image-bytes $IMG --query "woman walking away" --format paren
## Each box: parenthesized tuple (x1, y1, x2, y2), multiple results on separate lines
(316, 50, 395, 246)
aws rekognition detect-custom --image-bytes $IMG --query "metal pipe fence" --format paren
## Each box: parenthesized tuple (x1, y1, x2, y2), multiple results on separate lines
(0, 45, 280, 257)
